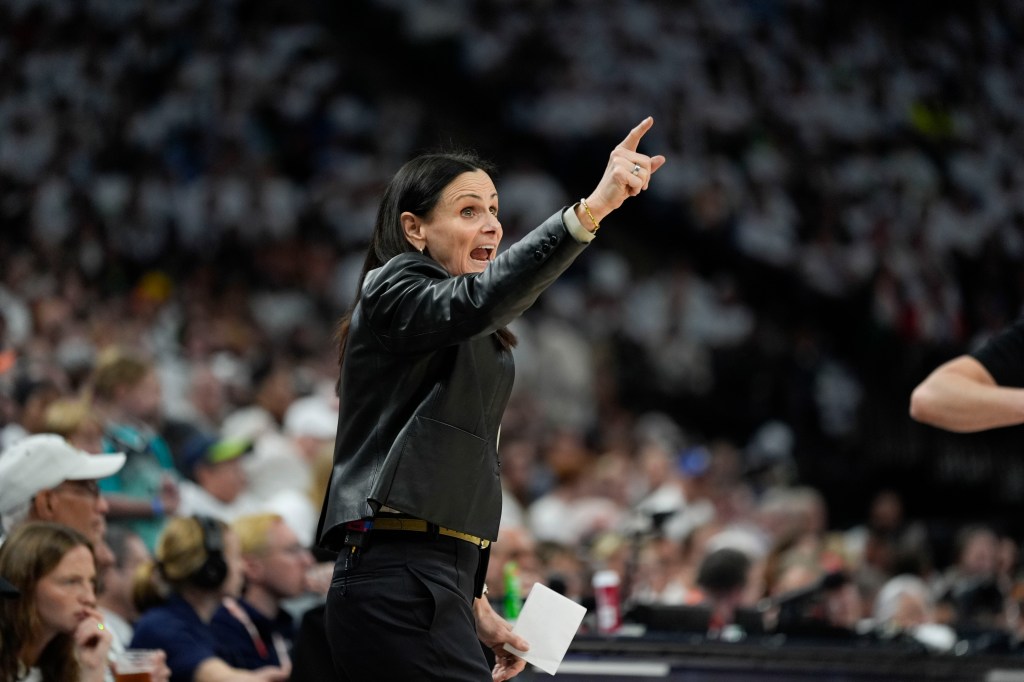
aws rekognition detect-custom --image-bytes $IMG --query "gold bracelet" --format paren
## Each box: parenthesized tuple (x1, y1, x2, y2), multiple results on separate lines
(580, 197, 601, 232)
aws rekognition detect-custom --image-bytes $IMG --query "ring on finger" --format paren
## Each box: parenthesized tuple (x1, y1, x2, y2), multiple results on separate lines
(631, 163, 642, 176)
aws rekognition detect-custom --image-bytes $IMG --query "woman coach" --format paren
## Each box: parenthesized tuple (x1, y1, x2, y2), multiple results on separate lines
(318, 117, 665, 681)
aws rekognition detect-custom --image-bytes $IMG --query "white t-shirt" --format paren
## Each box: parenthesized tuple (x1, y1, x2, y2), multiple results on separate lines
(176, 480, 264, 522)
(177, 480, 317, 545)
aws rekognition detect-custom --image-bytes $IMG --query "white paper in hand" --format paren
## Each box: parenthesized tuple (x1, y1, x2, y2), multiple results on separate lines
(503, 582, 587, 675)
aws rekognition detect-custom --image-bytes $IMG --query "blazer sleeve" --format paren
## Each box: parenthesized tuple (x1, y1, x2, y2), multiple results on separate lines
(361, 209, 589, 354)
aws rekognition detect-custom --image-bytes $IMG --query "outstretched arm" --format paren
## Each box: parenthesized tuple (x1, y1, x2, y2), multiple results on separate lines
(909, 355, 1024, 432)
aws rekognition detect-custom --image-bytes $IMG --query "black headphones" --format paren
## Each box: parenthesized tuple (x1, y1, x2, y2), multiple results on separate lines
(190, 515, 228, 589)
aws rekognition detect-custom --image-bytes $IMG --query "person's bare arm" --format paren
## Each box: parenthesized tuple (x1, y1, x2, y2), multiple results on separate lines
(193, 658, 289, 682)
(909, 355, 1024, 432)
(104, 476, 180, 519)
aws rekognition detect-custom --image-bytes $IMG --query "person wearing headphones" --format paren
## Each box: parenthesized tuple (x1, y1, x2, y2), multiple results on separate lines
(130, 515, 288, 682)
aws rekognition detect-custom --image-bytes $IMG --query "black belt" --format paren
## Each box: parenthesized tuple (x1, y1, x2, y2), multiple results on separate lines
(345, 517, 490, 549)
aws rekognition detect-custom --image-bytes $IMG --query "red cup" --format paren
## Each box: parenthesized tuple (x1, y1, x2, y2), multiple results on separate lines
(592, 569, 621, 634)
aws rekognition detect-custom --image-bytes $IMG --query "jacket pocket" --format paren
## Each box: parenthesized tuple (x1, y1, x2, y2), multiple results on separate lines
(373, 416, 500, 537)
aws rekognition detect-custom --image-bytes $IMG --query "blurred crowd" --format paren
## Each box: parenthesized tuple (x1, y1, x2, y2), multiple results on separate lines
(3, 0, 1024, 675)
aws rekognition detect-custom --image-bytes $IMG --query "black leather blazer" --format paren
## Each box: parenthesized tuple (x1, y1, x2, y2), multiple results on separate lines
(317, 210, 590, 549)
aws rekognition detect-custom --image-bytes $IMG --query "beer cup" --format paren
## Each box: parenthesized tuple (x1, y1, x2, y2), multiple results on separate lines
(114, 649, 159, 682)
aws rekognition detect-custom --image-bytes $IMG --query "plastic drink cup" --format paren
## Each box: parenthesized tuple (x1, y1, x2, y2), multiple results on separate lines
(114, 649, 159, 682)
(592, 569, 622, 634)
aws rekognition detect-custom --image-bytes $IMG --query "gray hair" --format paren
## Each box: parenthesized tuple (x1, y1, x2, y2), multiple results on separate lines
(874, 574, 932, 626)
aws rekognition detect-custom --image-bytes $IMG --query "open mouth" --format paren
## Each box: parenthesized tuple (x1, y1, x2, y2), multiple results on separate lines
(470, 245, 495, 263)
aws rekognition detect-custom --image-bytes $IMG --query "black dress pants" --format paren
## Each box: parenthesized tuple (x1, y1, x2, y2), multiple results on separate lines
(324, 532, 491, 681)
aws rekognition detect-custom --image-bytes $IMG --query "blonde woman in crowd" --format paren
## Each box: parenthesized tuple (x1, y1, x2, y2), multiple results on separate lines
(130, 515, 288, 682)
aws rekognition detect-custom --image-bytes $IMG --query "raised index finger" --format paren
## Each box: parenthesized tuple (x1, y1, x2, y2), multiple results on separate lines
(620, 116, 654, 152)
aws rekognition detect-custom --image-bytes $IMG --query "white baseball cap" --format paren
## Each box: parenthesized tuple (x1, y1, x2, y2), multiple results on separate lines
(0, 433, 126, 514)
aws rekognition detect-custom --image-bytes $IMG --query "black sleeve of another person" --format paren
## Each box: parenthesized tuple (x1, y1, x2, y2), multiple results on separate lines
(971, 317, 1024, 388)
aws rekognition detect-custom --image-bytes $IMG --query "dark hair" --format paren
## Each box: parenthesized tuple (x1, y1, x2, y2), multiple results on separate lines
(953, 523, 997, 564)
(13, 376, 60, 408)
(0, 522, 95, 682)
(333, 152, 515, 385)
(697, 547, 752, 598)
(105, 524, 143, 570)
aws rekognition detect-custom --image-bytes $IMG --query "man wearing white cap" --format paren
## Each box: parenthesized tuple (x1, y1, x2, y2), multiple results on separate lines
(0, 435, 171, 682)
(0, 433, 126, 568)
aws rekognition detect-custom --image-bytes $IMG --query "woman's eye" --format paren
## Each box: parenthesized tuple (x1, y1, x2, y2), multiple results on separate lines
(461, 207, 475, 217)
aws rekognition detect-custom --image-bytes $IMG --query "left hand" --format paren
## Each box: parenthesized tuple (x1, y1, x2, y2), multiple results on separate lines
(73, 610, 112, 682)
(475, 597, 530, 681)
(583, 116, 667, 223)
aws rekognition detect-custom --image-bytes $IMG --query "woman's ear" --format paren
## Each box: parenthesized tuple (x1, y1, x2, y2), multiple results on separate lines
(401, 211, 426, 253)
